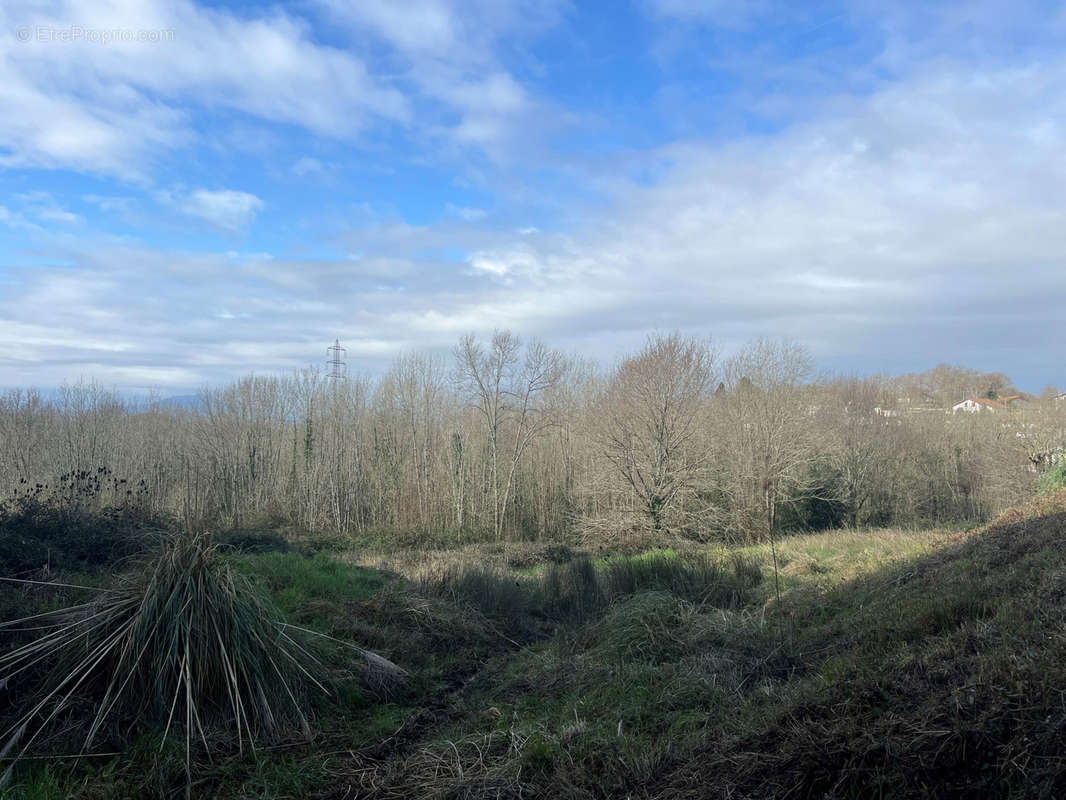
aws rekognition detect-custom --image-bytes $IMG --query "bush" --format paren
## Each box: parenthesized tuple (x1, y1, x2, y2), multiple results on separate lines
(0, 473, 169, 574)
(1039, 461, 1066, 494)
(0, 533, 405, 788)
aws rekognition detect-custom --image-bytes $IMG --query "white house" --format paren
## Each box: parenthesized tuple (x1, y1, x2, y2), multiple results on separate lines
(952, 397, 1008, 413)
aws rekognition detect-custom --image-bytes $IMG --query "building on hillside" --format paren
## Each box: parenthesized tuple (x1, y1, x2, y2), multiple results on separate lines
(952, 395, 1023, 413)
(953, 397, 1007, 413)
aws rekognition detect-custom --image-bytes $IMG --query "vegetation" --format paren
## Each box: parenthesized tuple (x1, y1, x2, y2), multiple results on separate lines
(1, 337, 1061, 548)
(2, 336, 1065, 796)
(1039, 460, 1066, 493)
(0, 533, 404, 793)
(2, 486, 1065, 797)
(0, 469, 168, 574)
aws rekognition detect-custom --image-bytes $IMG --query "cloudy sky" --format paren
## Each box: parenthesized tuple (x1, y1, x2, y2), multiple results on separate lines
(1, 0, 1064, 392)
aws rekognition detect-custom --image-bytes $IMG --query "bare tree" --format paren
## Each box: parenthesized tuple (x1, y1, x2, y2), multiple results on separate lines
(597, 333, 715, 530)
(382, 353, 448, 530)
(455, 331, 567, 539)
(822, 377, 895, 528)
(0, 333, 1045, 548)
(716, 338, 816, 600)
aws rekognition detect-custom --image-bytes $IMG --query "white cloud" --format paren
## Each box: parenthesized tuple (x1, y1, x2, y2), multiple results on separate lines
(319, 0, 565, 63)
(467, 253, 513, 276)
(316, 0, 568, 157)
(329, 0, 462, 59)
(291, 157, 327, 178)
(0, 0, 409, 177)
(84, 194, 138, 215)
(446, 204, 488, 221)
(174, 189, 264, 231)
(14, 192, 83, 225)
(2, 45, 1066, 390)
(0, 0, 573, 178)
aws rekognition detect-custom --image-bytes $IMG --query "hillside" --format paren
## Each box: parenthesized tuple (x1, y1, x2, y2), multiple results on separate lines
(654, 491, 1066, 798)
(4, 492, 1066, 798)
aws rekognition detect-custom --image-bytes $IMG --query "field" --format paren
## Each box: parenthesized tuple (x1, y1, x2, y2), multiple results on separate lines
(3, 492, 1066, 798)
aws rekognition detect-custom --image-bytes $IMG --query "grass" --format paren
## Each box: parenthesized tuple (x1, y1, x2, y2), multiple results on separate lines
(6, 494, 1066, 797)
(602, 550, 761, 606)
(414, 549, 759, 636)
(328, 495, 1066, 799)
(230, 551, 393, 629)
(1039, 460, 1066, 493)
(0, 533, 405, 794)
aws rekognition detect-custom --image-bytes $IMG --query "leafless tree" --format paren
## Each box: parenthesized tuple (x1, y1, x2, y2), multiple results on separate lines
(715, 338, 817, 599)
(455, 330, 567, 539)
(597, 333, 715, 530)
(0, 334, 1044, 548)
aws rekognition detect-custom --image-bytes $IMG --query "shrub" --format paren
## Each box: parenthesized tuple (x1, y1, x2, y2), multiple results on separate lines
(0, 533, 405, 788)
(0, 473, 169, 574)
(1039, 461, 1066, 494)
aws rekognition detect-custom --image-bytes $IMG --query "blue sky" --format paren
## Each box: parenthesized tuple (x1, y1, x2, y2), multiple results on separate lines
(1, 0, 1065, 391)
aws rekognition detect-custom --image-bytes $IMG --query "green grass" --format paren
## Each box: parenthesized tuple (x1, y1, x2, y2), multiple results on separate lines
(1040, 460, 1066, 493)
(230, 551, 393, 628)
(333, 494, 1066, 798)
(8, 495, 1066, 798)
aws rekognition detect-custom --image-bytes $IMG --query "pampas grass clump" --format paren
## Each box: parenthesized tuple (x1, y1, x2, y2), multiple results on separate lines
(0, 532, 405, 786)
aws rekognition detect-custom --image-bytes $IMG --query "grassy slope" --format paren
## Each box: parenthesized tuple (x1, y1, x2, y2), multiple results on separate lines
(6, 493, 1066, 798)
(691, 493, 1066, 799)
(326, 499, 1066, 799)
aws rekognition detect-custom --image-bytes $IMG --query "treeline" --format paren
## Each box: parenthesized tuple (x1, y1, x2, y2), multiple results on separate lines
(1, 332, 1063, 543)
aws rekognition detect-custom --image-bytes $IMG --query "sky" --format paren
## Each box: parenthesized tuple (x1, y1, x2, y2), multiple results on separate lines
(1, 0, 1065, 393)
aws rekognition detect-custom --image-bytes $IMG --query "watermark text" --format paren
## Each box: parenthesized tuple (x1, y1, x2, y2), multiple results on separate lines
(16, 25, 175, 44)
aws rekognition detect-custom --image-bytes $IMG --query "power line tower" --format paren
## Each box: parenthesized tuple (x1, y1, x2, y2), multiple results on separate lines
(326, 339, 347, 381)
